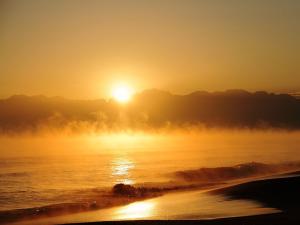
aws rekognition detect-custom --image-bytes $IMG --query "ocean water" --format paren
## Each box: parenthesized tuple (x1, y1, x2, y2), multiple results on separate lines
(0, 130, 300, 214)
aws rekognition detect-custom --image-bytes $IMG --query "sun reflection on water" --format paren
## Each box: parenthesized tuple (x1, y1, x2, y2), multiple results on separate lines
(111, 157, 135, 184)
(115, 201, 155, 220)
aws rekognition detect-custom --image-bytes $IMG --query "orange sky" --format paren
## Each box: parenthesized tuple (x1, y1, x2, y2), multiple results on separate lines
(0, 0, 299, 99)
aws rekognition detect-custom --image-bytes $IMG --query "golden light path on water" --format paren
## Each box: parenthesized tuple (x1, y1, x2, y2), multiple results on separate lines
(111, 157, 135, 185)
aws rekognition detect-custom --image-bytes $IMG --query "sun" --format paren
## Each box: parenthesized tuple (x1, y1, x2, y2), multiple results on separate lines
(112, 84, 133, 103)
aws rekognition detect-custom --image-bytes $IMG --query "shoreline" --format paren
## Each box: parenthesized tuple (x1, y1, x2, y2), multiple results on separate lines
(2, 170, 300, 224)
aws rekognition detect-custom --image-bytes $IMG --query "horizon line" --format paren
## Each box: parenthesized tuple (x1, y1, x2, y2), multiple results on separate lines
(1, 88, 300, 101)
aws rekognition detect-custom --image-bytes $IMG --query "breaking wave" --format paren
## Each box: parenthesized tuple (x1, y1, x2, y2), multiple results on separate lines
(173, 161, 300, 182)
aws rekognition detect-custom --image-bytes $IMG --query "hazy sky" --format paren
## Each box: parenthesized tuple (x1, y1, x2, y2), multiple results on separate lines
(1, 0, 299, 99)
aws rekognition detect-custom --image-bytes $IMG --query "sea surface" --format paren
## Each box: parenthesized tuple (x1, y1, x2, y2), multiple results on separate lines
(0, 130, 300, 221)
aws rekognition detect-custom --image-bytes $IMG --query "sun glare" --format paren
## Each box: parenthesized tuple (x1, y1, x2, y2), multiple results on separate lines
(116, 201, 155, 219)
(112, 84, 133, 103)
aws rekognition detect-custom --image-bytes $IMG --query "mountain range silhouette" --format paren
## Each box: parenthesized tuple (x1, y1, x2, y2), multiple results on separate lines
(1, 89, 300, 132)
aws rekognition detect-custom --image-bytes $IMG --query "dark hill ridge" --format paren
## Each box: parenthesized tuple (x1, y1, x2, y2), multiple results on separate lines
(129, 89, 300, 128)
(1, 89, 300, 132)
